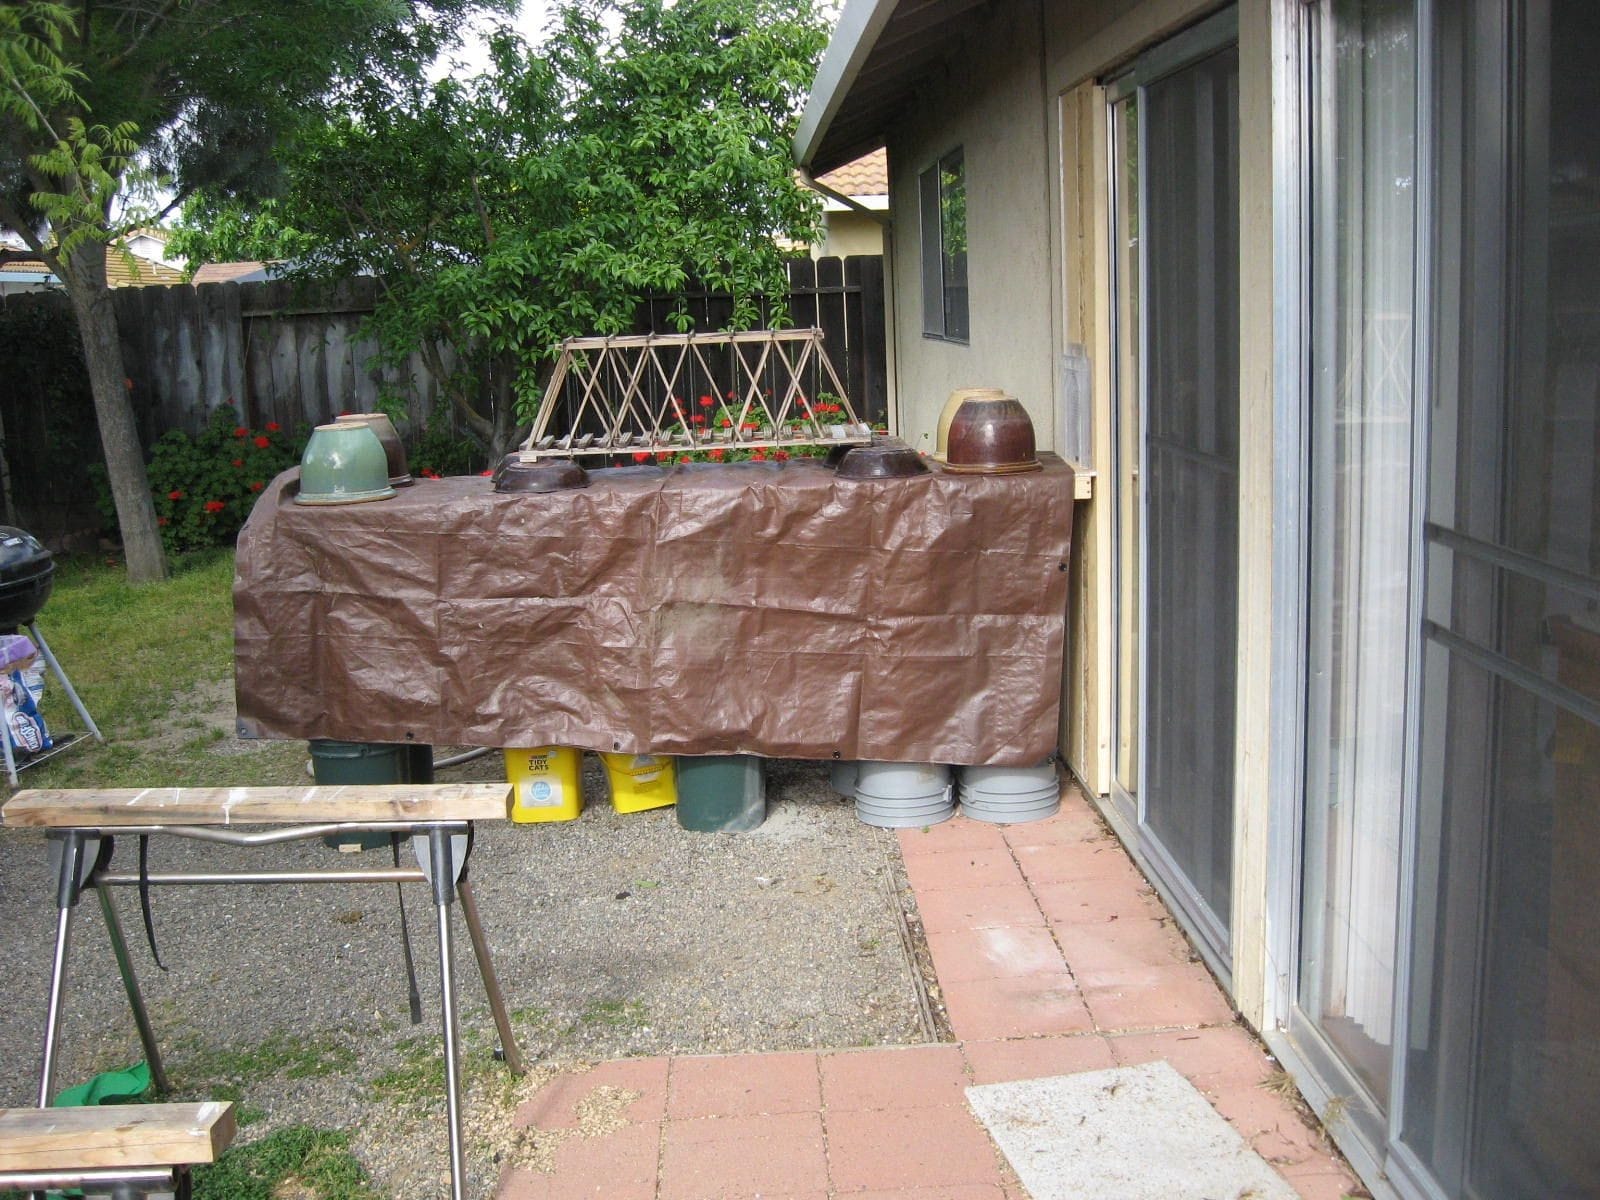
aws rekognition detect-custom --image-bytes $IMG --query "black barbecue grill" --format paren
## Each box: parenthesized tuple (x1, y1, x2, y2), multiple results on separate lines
(0, 526, 54, 630)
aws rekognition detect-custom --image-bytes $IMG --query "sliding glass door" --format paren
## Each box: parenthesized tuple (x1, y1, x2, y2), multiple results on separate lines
(1108, 9, 1240, 965)
(1401, 3, 1600, 1195)
(1295, 0, 1418, 1130)
(1279, 3, 1600, 1196)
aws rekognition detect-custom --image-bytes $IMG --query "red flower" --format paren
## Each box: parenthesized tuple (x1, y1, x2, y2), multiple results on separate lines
(479, 469, 494, 477)
(231, 459, 244, 468)
(203, 499, 225, 514)
(698, 396, 714, 408)
(233, 427, 248, 438)
(265, 421, 281, 433)
(690, 414, 706, 426)
(741, 421, 757, 431)
(751, 450, 767, 461)
(253, 435, 270, 449)
(725, 390, 736, 400)
(249, 481, 265, 492)
(168, 489, 183, 500)
(774, 450, 790, 462)
(632, 452, 650, 463)
(420, 468, 441, 479)
(709, 448, 725, 461)
(719, 417, 732, 428)
(676, 455, 691, 464)
(656, 452, 671, 462)
(157, 517, 168, 526)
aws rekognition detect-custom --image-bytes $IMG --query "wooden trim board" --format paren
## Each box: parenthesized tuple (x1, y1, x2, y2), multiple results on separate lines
(1, 783, 513, 827)
(0, 1102, 236, 1170)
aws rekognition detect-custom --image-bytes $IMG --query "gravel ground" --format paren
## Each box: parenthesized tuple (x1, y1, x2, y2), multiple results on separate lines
(0, 754, 938, 1198)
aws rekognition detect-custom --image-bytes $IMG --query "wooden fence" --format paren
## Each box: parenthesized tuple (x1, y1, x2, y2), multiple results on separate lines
(0, 256, 886, 544)
(115, 256, 886, 438)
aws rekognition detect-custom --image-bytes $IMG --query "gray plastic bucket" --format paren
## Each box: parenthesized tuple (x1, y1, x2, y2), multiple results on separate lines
(957, 763, 1061, 824)
(854, 761, 955, 828)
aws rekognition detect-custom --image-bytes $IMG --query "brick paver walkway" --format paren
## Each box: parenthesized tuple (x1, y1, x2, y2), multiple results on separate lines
(496, 783, 1359, 1200)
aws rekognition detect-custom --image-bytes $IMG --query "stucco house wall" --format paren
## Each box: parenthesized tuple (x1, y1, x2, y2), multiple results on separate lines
(882, 0, 1056, 457)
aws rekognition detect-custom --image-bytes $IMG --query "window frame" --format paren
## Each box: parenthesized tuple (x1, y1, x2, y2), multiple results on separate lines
(919, 147, 969, 343)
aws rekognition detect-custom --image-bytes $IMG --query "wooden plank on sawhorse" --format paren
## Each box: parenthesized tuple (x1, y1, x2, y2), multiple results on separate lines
(0, 783, 514, 827)
(0, 1101, 236, 1171)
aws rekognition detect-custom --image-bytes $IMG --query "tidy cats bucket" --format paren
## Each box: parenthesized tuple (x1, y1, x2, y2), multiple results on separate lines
(505, 747, 583, 823)
(601, 753, 677, 813)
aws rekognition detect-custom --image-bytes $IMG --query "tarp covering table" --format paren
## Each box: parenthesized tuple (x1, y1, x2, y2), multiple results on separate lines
(234, 455, 1076, 765)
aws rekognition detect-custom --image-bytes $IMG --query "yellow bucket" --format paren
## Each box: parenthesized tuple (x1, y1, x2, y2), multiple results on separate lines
(504, 747, 583, 823)
(600, 752, 677, 813)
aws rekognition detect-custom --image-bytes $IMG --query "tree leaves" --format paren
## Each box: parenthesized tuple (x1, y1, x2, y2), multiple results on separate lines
(174, 0, 829, 459)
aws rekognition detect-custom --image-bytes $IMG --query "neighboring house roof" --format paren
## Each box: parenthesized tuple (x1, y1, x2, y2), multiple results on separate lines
(191, 261, 274, 284)
(795, 0, 987, 174)
(106, 249, 185, 287)
(815, 148, 889, 212)
(817, 147, 888, 198)
(0, 248, 182, 288)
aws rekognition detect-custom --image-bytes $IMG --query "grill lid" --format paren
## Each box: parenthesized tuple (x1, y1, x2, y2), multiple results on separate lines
(0, 527, 51, 585)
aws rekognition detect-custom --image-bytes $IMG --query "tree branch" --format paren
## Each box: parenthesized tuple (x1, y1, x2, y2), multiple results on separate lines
(0, 195, 64, 277)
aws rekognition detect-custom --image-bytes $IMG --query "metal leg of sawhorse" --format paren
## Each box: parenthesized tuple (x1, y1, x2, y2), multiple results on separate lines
(37, 832, 169, 1107)
(36, 819, 521, 1200)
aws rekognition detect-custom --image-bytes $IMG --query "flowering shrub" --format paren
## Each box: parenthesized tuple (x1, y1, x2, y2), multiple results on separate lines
(145, 405, 307, 553)
(661, 391, 877, 464)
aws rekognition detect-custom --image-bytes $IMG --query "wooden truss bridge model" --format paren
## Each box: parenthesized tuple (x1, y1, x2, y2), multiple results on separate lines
(517, 328, 872, 460)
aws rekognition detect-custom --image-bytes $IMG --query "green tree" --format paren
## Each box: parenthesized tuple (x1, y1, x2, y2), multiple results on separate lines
(0, 0, 491, 581)
(176, 0, 828, 461)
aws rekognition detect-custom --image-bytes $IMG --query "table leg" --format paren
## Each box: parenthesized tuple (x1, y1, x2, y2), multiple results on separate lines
(94, 885, 170, 1095)
(428, 828, 467, 1200)
(458, 878, 526, 1076)
(38, 831, 86, 1107)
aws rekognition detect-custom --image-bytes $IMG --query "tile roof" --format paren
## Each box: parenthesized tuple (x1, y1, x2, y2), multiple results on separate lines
(816, 147, 888, 198)
(106, 249, 185, 287)
(191, 261, 269, 284)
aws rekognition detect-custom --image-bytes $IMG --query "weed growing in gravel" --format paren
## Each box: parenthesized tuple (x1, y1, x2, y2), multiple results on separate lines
(176, 1031, 357, 1103)
(191, 1125, 382, 1200)
(579, 998, 649, 1031)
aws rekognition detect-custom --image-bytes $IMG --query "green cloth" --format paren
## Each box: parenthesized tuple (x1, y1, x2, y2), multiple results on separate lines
(51, 1060, 150, 1107)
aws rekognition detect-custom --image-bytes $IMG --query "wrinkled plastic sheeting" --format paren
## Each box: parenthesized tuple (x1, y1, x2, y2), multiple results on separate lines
(233, 457, 1077, 767)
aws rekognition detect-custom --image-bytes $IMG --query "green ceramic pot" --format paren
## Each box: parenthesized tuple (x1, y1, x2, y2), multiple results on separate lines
(296, 422, 397, 505)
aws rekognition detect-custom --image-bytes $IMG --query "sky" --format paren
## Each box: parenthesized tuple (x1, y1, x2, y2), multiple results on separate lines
(441, 1, 554, 78)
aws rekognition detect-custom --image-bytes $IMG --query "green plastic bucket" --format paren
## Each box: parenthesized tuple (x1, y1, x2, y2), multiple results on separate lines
(675, 755, 765, 832)
(310, 739, 433, 848)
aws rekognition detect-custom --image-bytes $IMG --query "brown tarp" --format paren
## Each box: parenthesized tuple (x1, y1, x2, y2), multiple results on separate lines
(234, 455, 1076, 765)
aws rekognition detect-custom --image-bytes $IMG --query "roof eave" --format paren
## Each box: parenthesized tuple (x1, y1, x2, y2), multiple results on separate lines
(794, 0, 901, 169)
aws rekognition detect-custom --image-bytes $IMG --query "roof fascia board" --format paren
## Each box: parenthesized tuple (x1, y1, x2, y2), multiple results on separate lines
(794, 0, 902, 167)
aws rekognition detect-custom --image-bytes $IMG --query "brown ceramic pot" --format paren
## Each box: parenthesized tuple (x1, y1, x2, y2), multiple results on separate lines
(943, 393, 1041, 474)
(934, 387, 1006, 462)
(834, 436, 930, 481)
(492, 454, 590, 494)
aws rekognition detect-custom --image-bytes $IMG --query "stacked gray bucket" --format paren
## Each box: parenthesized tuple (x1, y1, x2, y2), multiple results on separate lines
(957, 763, 1061, 823)
(850, 761, 956, 828)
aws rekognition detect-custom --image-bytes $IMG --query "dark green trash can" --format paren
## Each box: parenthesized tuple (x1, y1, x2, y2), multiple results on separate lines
(310, 739, 433, 848)
(675, 754, 765, 832)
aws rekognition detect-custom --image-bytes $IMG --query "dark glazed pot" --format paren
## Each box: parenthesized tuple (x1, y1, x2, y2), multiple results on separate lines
(943, 394, 1041, 475)
(493, 454, 590, 494)
(834, 436, 930, 480)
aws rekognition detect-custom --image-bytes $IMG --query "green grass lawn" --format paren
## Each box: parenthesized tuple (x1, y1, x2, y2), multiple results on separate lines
(18, 549, 304, 789)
